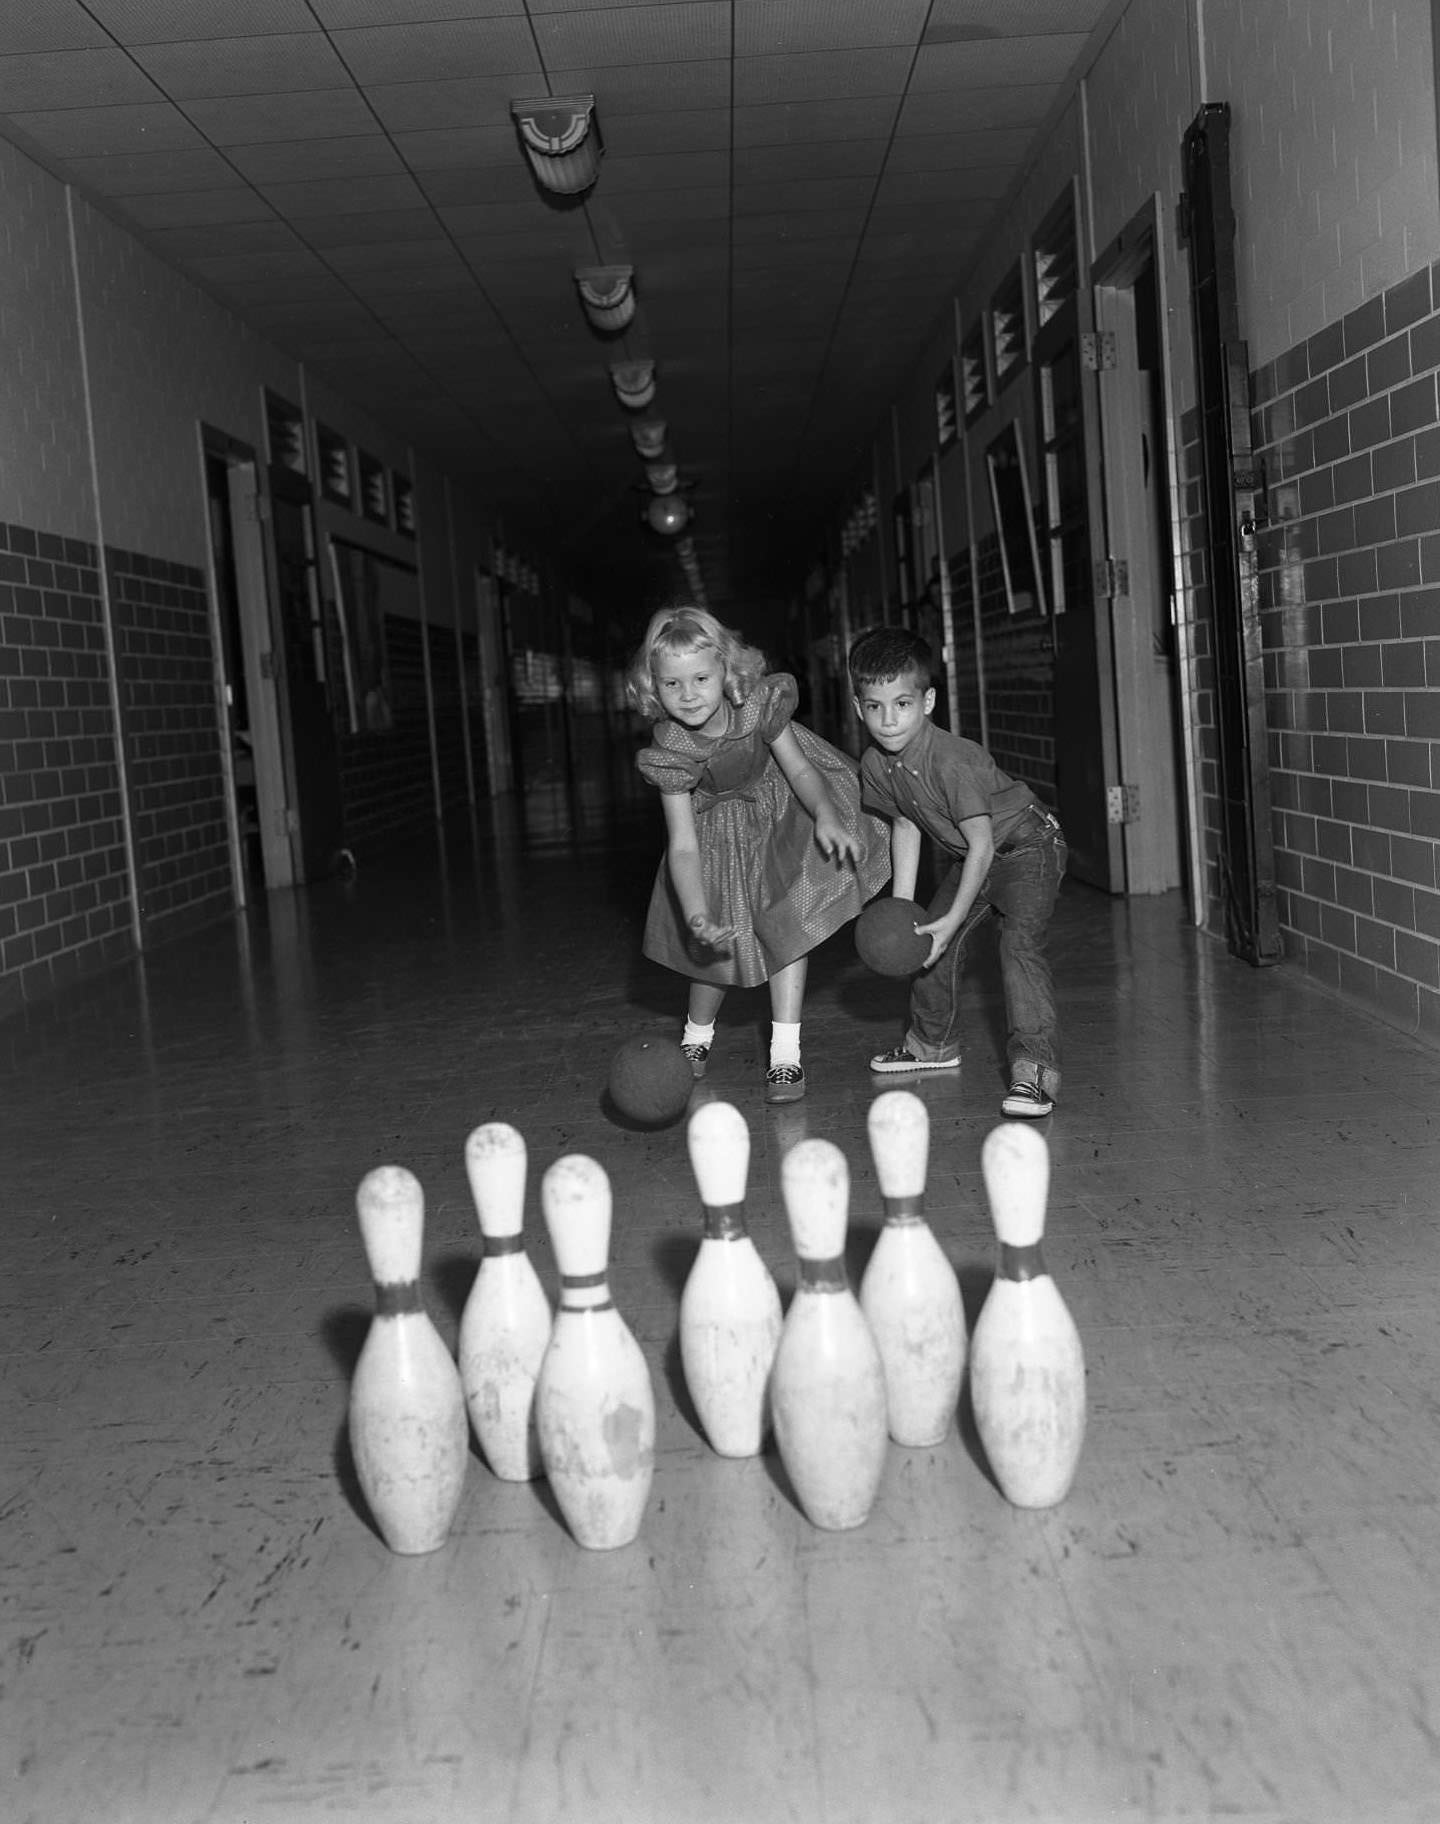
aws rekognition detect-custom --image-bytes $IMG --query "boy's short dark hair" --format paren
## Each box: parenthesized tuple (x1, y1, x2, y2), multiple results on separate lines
(848, 626, 934, 692)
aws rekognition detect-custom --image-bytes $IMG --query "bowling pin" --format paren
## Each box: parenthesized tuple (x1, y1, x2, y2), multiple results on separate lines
(860, 1090, 966, 1447)
(535, 1154, 655, 1549)
(770, 1138, 888, 1530)
(680, 1101, 783, 1457)
(458, 1122, 552, 1481)
(350, 1165, 469, 1554)
(970, 1122, 1086, 1508)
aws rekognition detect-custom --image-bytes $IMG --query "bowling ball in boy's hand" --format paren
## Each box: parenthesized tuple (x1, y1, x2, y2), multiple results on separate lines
(607, 1033, 695, 1127)
(855, 897, 931, 977)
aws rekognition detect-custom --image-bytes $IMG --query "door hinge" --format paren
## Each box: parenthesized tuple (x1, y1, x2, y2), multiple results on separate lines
(241, 489, 270, 524)
(1107, 783, 1141, 824)
(259, 649, 277, 680)
(1093, 557, 1130, 598)
(1080, 329, 1117, 371)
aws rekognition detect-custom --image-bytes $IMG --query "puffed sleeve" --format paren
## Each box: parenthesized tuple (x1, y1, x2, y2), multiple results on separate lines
(636, 734, 702, 795)
(757, 672, 800, 743)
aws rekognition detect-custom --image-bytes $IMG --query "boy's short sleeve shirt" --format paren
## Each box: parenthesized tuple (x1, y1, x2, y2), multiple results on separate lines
(860, 718, 1036, 856)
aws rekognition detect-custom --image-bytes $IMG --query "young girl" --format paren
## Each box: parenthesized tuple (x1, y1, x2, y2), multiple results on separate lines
(628, 607, 890, 1103)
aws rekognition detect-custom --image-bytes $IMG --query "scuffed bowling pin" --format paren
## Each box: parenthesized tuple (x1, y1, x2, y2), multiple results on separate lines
(458, 1122, 552, 1481)
(350, 1165, 469, 1554)
(680, 1101, 783, 1457)
(970, 1122, 1086, 1508)
(771, 1138, 888, 1530)
(535, 1154, 655, 1549)
(860, 1090, 966, 1447)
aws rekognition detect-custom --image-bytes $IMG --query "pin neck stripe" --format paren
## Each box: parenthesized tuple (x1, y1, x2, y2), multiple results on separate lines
(998, 1242, 1046, 1282)
(796, 1254, 848, 1291)
(483, 1235, 525, 1256)
(374, 1281, 423, 1314)
(701, 1200, 747, 1240)
(881, 1193, 925, 1223)
(560, 1296, 615, 1313)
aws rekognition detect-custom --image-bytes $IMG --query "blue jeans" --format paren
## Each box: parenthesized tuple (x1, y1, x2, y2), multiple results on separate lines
(905, 808, 1067, 1096)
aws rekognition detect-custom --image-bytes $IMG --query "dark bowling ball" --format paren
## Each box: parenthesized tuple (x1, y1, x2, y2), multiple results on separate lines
(855, 897, 930, 977)
(608, 1033, 695, 1127)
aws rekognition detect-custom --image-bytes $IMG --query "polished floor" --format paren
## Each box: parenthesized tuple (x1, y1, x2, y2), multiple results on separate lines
(6, 765, 1440, 1824)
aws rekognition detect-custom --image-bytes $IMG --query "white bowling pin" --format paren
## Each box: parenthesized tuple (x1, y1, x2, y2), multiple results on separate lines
(860, 1090, 966, 1448)
(771, 1138, 888, 1531)
(350, 1165, 469, 1554)
(680, 1101, 783, 1457)
(458, 1122, 553, 1481)
(970, 1123, 1086, 1508)
(535, 1154, 655, 1549)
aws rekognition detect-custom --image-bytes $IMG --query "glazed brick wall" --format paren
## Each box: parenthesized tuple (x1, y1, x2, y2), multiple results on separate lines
(107, 549, 232, 940)
(0, 521, 132, 1020)
(1251, 261, 1440, 1041)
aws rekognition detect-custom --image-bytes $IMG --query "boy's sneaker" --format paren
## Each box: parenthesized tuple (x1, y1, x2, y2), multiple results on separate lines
(1001, 1080, 1054, 1118)
(681, 1043, 710, 1080)
(765, 1063, 805, 1104)
(869, 1047, 960, 1075)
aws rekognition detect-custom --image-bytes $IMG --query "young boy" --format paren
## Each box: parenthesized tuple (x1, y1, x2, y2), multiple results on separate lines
(849, 626, 1067, 1118)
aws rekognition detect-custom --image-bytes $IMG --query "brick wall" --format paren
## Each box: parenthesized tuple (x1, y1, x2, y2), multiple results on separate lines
(107, 548, 232, 942)
(1252, 261, 1440, 1041)
(0, 520, 132, 1020)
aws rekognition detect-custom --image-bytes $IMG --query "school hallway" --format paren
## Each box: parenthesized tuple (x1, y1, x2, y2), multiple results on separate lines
(5, 760, 1440, 1824)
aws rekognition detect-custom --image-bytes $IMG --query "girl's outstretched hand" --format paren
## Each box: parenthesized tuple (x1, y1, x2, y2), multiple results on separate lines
(687, 913, 735, 955)
(812, 804, 861, 865)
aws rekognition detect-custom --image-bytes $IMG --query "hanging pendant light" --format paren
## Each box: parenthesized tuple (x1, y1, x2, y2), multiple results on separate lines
(510, 95, 602, 196)
(574, 265, 635, 332)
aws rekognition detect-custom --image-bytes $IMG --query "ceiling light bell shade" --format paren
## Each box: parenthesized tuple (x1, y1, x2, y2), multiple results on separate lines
(644, 461, 678, 494)
(646, 494, 690, 536)
(510, 95, 601, 196)
(611, 360, 656, 410)
(574, 265, 635, 332)
(629, 418, 668, 459)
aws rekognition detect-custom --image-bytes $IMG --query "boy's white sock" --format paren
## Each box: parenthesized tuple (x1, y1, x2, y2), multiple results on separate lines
(682, 1019, 716, 1051)
(769, 1021, 801, 1069)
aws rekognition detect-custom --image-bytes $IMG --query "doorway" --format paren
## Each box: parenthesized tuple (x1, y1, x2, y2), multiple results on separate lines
(1092, 207, 1193, 900)
(201, 438, 293, 902)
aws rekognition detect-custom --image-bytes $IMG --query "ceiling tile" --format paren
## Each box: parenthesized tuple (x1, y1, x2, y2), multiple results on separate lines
(182, 88, 376, 142)
(256, 172, 428, 215)
(731, 207, 867, 245)
(733, 48, 913, 107)
(226, 135, 406, 185)
(874, 166, 1015, 207)
(910, 35, 1091, 90)
(733, 0, 929, 57)
(118, 185, 274, 228)
(732, 175, 873, 216)
(925, 0, 1110, 38)
(127, 34, 352, 99)
(884, 126, 1033, 168)
(731, 94, 899, 147)
(5, 100, 205, 156)
(60, 144, 240, 193)
(599, 106, 729, 157)
(897, 85, 1055, 133)
(310, 0, 522, 21)
(600, 150, 728, 194)
(296, 207, 448, 249)
(391, 125, 515, 172)
(364, 75, 525, 133)
(532, 4, 728, 70)
(413, 164, 537, 208)
(0, 4, 114, 55)
(143, 218, 304, 260)
(320, 240, 471, 278)
(547, 59, 728, 113)
(0, 48, 162, 110)
(84, 0, 318, 43)
(732, 139, 885, 186)
(330, 19, 538, 84)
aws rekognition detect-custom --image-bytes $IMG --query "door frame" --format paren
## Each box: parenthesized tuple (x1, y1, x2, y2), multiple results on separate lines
(1091, 196, 1204, 911)
(198, 426, 295, 898)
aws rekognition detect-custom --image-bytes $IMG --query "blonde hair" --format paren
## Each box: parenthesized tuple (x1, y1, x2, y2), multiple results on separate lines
(625, 607, 767, 721)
